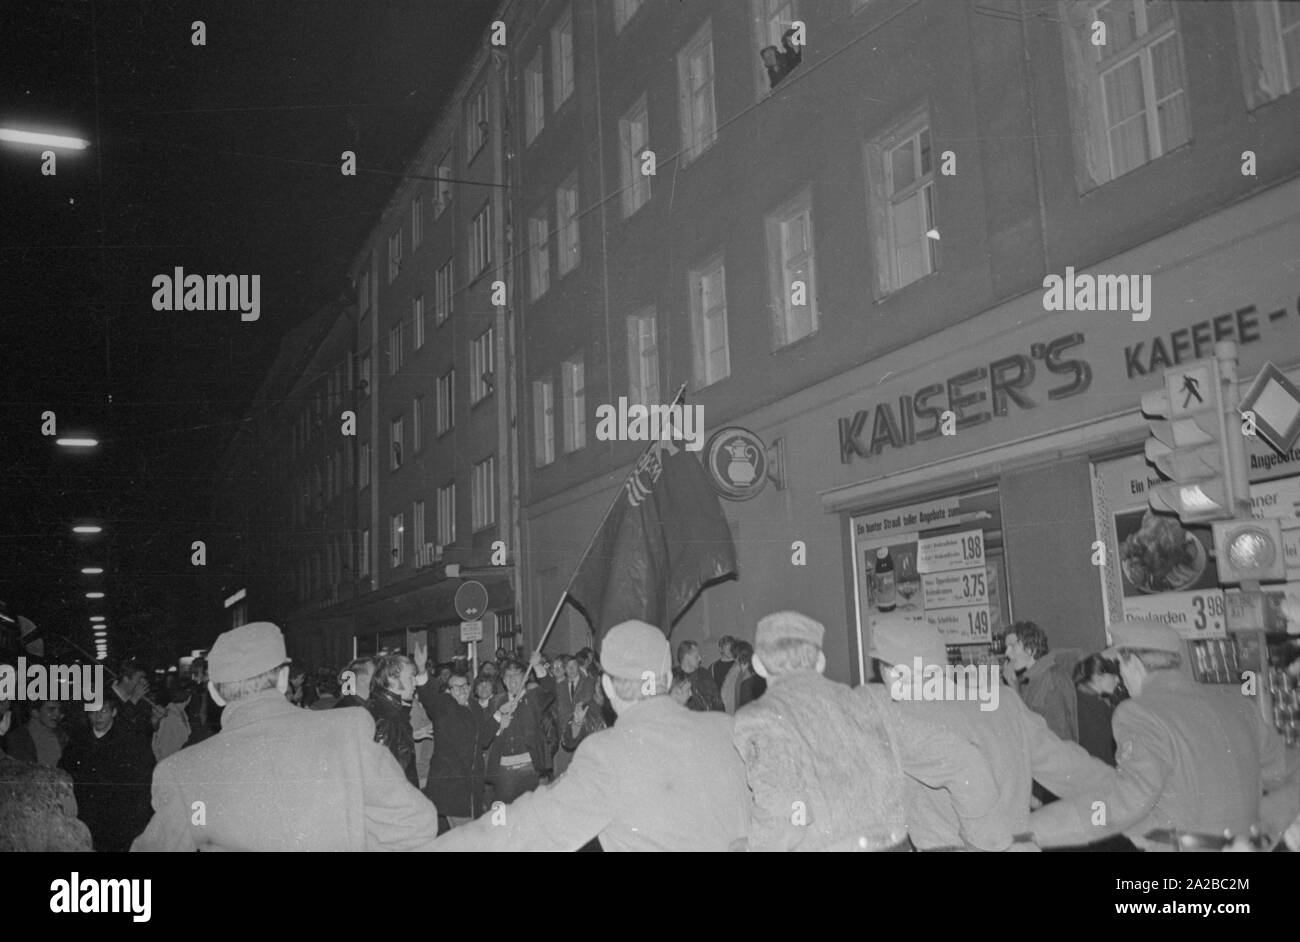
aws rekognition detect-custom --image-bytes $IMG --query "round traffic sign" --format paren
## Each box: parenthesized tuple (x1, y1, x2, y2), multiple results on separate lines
(454, 580, 489, 621)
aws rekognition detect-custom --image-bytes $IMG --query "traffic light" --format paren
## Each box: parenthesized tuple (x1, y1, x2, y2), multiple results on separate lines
(1211, 518, 1287, 584)
(1140, 358, 1249, 524)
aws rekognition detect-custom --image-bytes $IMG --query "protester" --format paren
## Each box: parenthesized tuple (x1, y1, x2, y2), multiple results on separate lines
(1001, 622, 1080, 743)
(367, 654, 419, 788)
(558, 693, 608, 776)
(552, 656, 597, 776)
(153, 683, 194, 763)
(483, 656, 550, 803)
(1030, 619, 1297, 851)
(286, 661, 317, 707)
(670, 668, 693, 707)
(111, 663, 156, 742)
(5, 699, 67, 768)
(130, 622, 441, 851)
(60, 693, 155, 852)
(870, 616, 1115, 852)
(735, 611, 1012, 851)
(185, 656, 221, 744)
(677, 640, 724, 712)
(414, 653, 489, 831)
(1072, 652, 1127, 765)
(0, 694, 94, 852)
(473, 675, 495, 710)
(432, 620, 750, 851)
(335, 657, 375, 710)
(712, 636, 737, 690)
(734, 642, 766, 710)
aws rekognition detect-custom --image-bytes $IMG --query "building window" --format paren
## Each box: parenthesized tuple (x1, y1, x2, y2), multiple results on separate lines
(466, 84, 489, 161)
(388, 229, 402, 284)
(472, 455, 497, 531)
(1059, 0, 1189, 188)
(390, 416, 403, 470)
(533, 377, 555, 467)
(470, 204, 492, 279)
(388, 324, 403, 374)
(678, 21, 718, 164)
(528, 210, 550, 300)
(358, 263, 371, 314)
(767, 188, 818, 346)
(525, 48, 545, 144)
(435, 258, 453, 324)
(359, 441, 371, 489)
(360, 529, 371, 577)
(556, 173, 580, 276)
(627, 308, 660, 406)
(412, 295, 425, 349)
(390, 512, 405, 568)
(754, 0, 802, 95)
(413, 500, 426, 552)
(437, 370, 455, 435)
(614, 0, 644, 32)
(437, 483, 456, 546)
(359, 354, 372, 396)
(690, 256, 730, 387)
(552, 8, 575, 110)
(434, 151, 452, 218)
(471, 327, 495, 404)
(412, 396, 423, 453)
(865, 113, 938, 297)
(1234, 0, 1300, 109)
(411, 197, 423, 249)
(561, 354, 586, 453)
(619, 96, 651, 217)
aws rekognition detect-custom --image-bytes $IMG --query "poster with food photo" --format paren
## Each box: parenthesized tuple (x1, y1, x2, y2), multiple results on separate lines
(1114, 508, 1219, 597)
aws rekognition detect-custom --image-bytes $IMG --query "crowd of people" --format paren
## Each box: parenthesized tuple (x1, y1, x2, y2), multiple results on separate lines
(2, 611, 1298, 853)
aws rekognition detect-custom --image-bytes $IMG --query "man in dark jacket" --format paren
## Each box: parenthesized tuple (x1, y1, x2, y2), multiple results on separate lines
(415, 659, 490, 830)
(60, 693, 155, 852)
(184, 657, 222, 745)
(367, 654, 419, 788)
(711, 636, 737, 691)
(759, 25, 802, 90)
(677, 640, 724, 712)
(484, 656, 549, 803)
(1002, 622, 1080, 743)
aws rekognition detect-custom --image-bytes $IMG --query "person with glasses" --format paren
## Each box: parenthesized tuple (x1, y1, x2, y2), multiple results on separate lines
(414, 648, 492, 832)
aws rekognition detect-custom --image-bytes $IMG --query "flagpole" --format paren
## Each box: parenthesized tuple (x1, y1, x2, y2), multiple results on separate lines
(533, 382, 688, 656)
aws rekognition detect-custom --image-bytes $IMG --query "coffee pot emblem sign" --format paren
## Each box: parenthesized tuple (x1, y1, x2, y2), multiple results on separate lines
(725, 439, 759, 485)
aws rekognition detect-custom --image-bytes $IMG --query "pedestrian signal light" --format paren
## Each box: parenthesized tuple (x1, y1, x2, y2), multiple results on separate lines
(1211, 518, 1287, 584)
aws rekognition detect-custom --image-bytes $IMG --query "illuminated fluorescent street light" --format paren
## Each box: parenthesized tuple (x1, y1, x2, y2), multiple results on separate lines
(72, 525, 102, 534)
(81, 567, 104, 574)
(90, 616, 105, 622)
(85, 592, 104, 599)
(56, 438, 99, 448)
(0, 128, 90, 150)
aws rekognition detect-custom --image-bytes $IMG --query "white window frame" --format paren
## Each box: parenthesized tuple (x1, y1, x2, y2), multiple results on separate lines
(388, 324, 403, 374)
(413, 500, 426, 552)
(388, 229, 402, 284)
(412, 295, 425, 349)
(471, 327, 495, 404)
(619, 95, 651, 217)
(528, 210, 550, 300)
(390, 512, 405, 568)
(767, 187, 819, 347)
(561, 354, 586, 453)
(472, 455, 497, 531)
(627, 308, 660, 406)
(437, 483, 457, 546)
(390, 416, 403, 470)
(435, 258, 453, 324)
(434, 151, 452, 218)
(470, 204, 492, 279)
(525, 48, 546, 144)
(534, 377, 555, 467)
(552, 8, 575, 110)
(466, 84, 489, 162)
(437, 369, 456, 436)
(411, 196, 423, 249)
(412, 396, 423, 453)
(556, 173, 580, 276)
(752, 0, 800, 99)
(690, 255, 731, 388)
(359, 441, 371, 490)
(864, 111, 938, 298)
(677, 21, 718, 165)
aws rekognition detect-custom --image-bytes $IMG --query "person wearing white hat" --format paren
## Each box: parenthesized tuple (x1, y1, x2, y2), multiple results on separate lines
(1030, 619, 1297, 851)
(130, 622, 441, 851)
(868, 614, 1112, 851)
(431, 619, 750, 851)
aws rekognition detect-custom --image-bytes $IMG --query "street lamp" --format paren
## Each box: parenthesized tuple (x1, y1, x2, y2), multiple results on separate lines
(56, 438, 99, 448)
(0, 128, 90, 150)
(81, 567, 104, 574)
(90, 616, 105, 622)
(85, 592, 104, 599)
(72, 525, 102, 534)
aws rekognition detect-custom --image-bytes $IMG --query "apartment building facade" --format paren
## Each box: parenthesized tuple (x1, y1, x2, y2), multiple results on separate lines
(503, 0, 1300, 680)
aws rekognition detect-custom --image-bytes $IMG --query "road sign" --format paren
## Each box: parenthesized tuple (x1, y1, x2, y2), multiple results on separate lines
(1239, 362, 1300, 456)
(460, 620, 483, 643)
(454, 580, 489, 620)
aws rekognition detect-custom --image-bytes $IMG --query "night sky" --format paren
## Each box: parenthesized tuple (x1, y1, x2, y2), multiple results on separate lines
(1, 0, 497, 664)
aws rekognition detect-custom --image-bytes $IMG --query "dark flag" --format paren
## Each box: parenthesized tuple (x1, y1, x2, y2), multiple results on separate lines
(566, 436, 737, 638)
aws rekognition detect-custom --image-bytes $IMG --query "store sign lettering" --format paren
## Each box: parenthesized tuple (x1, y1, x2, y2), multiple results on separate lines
(838, 333, 1091, 464)
(1122, 304, 1281, 379)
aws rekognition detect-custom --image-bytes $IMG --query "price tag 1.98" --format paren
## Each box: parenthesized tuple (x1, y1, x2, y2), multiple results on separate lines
(916, 530, 986, 574)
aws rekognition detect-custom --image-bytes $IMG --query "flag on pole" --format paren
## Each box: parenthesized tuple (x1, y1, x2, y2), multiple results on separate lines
(566, 434, 737, 638)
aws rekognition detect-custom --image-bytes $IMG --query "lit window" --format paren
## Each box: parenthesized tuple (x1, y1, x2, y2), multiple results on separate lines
(690, 257, 730, 387)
